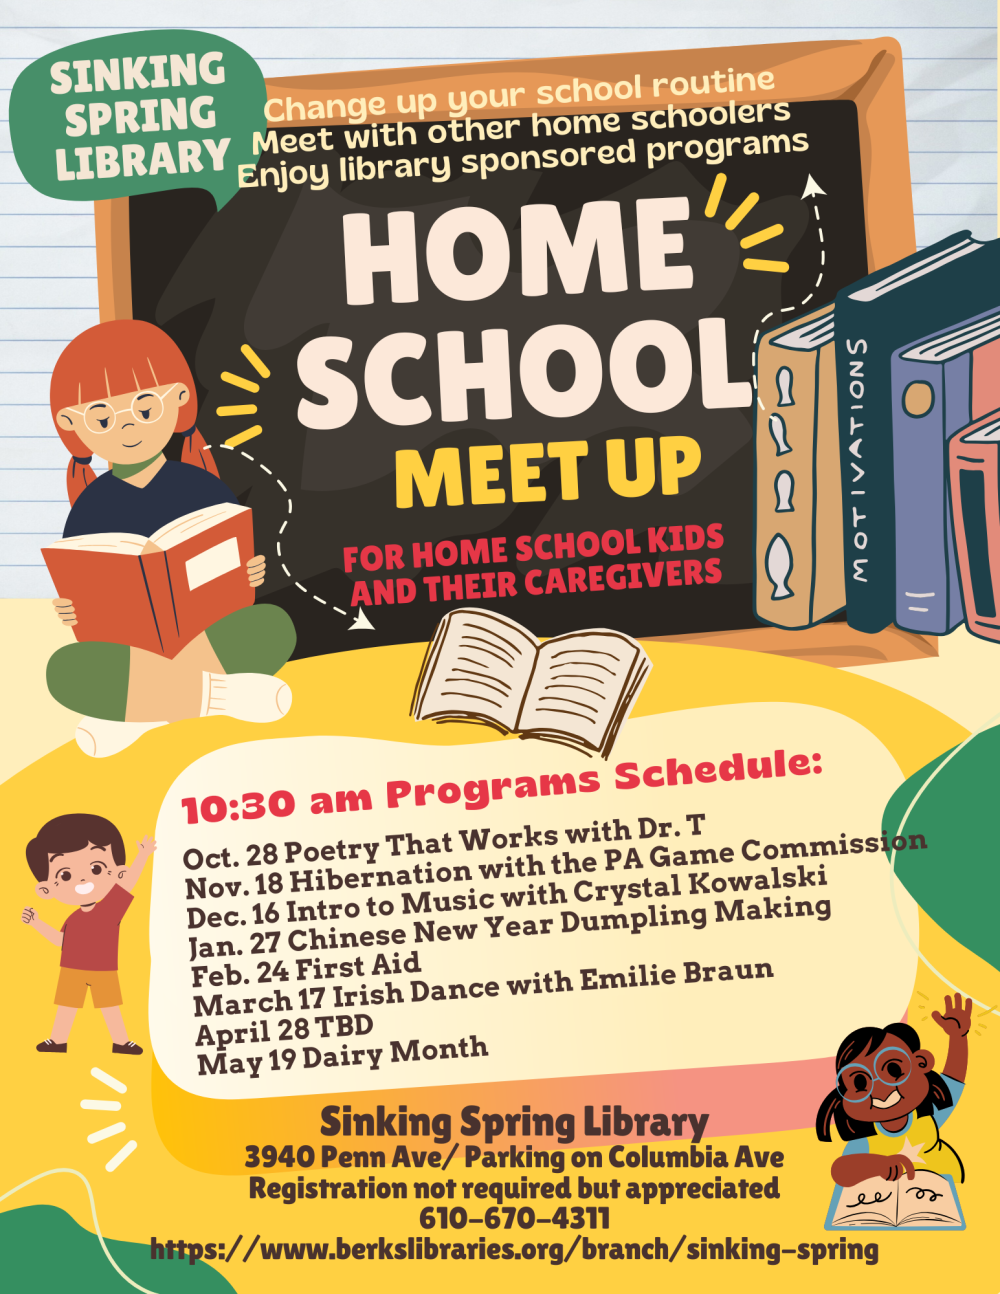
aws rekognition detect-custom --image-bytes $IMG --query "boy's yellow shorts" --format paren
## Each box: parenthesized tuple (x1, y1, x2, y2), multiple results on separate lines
(55, 967, 122, 1008)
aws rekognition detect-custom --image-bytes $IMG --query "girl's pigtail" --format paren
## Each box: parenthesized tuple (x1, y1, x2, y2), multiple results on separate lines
(181, 426, 220, 478)
(67, 455, 95, 504)
(815, 1088, 842, 1143)
(927, 1071, 954, 1113)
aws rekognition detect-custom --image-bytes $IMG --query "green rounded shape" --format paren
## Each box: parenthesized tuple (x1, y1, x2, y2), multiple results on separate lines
(11, 31, 266, 210)
(0, 1204, 236, 1293)
(883, 726, 1000, 971)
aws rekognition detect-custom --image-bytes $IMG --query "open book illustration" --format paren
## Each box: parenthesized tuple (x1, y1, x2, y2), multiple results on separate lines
(411, 609, 651, 758)
(826, 1171, 964, 1231)
(42, 503, 254, 658)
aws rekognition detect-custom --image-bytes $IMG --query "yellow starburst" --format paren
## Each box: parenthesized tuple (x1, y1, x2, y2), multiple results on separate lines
(704, 173, 788, 273)
(217, 344, 271, 447)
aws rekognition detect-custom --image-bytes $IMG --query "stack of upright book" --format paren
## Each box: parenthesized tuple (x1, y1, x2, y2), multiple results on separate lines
(754, 232, 1000, 645)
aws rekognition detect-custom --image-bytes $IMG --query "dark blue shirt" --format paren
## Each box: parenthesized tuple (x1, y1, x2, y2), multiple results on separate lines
(63, 461, 238, 539)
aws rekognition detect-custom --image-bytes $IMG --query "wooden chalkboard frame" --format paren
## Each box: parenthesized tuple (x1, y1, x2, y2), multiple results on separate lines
(93, 38, 935, 667)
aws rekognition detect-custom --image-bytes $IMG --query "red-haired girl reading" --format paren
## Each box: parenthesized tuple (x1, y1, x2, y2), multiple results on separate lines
(47, 320, 296, 757)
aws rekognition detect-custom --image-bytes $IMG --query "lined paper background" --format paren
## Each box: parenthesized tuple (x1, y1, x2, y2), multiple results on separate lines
(1, 0, 995, 596)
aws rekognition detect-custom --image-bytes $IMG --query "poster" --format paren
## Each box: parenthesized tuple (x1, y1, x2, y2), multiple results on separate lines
(2, 4, 998, 1291)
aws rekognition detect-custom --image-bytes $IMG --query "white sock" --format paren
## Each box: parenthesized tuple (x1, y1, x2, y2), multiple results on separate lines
(75, 718, 168, 758)
(200, 673, 292, 723)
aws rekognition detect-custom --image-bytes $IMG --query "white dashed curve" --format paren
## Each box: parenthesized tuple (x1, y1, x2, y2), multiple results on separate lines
(751, 193, 826, 409)
(210, 443, 355, 621)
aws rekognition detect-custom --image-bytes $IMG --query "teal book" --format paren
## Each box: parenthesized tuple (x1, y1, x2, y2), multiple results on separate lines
(834, 232, 1000, 634)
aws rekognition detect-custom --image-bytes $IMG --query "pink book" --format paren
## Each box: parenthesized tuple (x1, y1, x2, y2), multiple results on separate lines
(949, 413, 1000, 642)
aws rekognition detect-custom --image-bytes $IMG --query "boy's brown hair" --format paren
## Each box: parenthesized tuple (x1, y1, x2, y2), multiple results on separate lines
(26, 814, 126, 882)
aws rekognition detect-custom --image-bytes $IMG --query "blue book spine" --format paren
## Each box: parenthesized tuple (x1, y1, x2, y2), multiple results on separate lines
(890, 353, 969, 633)
(835, 296, 895, 633)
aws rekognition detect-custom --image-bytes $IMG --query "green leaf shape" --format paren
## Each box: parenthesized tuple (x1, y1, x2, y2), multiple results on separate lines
(883, 725, 1000, 971)
(0, 1204, 237, 1294)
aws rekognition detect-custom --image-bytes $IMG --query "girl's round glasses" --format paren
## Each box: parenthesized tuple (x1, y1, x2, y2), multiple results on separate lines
(837, 1047, 912, 1103)
(68, 384, 179, 435)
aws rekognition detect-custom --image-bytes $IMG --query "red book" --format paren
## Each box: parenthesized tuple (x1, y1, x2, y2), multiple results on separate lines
(949, 414, 1000, 643)
(43, 503, 255, 658)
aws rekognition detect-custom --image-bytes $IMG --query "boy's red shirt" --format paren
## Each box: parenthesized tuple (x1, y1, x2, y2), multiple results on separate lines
(59, 883, 133, 971)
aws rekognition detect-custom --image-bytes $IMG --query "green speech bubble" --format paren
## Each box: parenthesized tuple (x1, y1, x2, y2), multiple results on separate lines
(10, 29, 265, 210)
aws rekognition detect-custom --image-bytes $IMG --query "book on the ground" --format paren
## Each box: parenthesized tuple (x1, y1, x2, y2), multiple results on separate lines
(411, 608, 650, 758)
(42, 503, 254, 658)
(826, 1170, 964, 1231)
(890, 307, 1000, 634)
(949, 412, 1000, 642)
(834, 231, 1000, 634)
(754, 304, 844, 628)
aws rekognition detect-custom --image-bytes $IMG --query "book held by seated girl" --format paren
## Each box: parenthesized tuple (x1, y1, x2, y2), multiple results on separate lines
(43, 503, 255, 658)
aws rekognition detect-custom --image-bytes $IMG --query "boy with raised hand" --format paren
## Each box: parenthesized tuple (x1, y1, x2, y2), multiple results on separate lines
(21, 813, 155, 1054)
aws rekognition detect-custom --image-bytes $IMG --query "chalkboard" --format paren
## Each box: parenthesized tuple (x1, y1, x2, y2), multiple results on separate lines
(120, 44, 919, 662)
